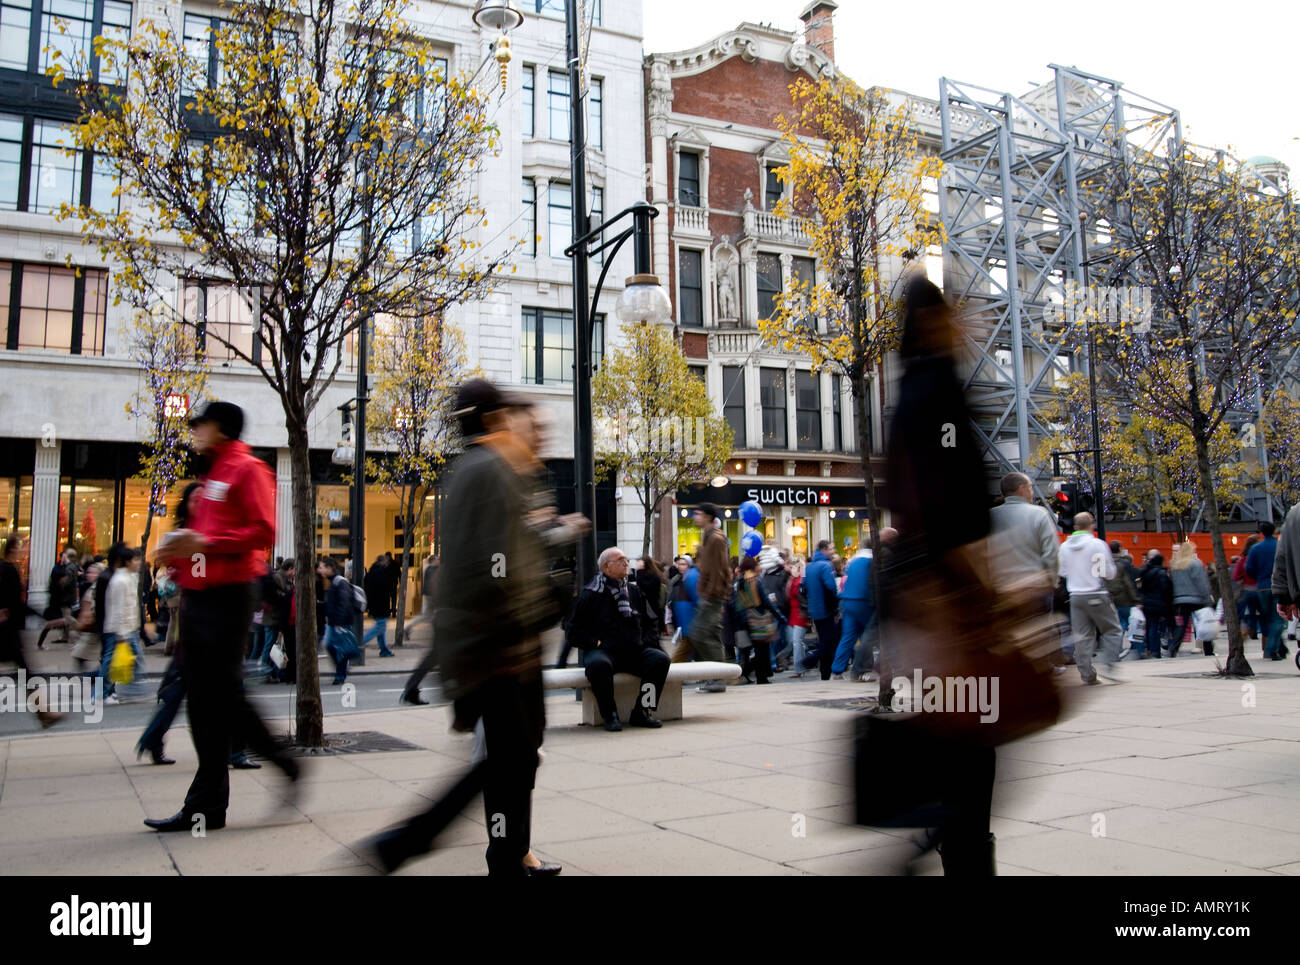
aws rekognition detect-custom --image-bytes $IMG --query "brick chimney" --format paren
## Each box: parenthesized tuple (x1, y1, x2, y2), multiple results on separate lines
(799, 1, 837, 62)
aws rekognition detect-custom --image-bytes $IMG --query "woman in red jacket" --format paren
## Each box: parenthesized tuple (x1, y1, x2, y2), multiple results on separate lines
(786, 558, 811, 677)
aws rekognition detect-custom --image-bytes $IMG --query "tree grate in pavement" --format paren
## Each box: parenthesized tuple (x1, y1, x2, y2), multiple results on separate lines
(274, 731, 424, 756)
(787, 697, 880, 711)
(1157, 672, 1296, 680)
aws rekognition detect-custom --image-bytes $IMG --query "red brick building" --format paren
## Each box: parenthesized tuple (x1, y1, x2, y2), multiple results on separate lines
(644, 2, 887, 560)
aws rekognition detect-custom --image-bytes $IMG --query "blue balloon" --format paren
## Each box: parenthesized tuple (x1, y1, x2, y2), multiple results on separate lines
(741, 530, 763, 558)
(739, 500, 764, 528)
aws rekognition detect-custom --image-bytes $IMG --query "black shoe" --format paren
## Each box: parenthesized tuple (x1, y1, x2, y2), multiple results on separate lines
(603, 712, 623, 732)
(525, 861, 562, 876)
(368, 827, 418, 875)
(144, 810, 224, 832)
(628, 708, 662, 728)
(400, 689, 428, 706)
(938, 833, 997, 877)
(230, 754, 262, 769)
(136, 743, 175, 766)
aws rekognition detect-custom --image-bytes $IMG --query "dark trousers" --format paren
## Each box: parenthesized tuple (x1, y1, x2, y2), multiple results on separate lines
(139, 654, 185, 753)
(738, 639, 772, 682)
(404, 636, 439, 696)
(583, 646, 670, 720)
(814, 616, 840, 680)
(180, 585, 294, 821)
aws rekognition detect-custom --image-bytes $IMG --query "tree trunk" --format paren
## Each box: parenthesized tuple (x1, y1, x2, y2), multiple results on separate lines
(852, 368, 886, 697)
(137, 506, 155, 626)
(641, 477, 654, 559)
(1193, 429, 1251, 676)
(287, 419, 325, 745)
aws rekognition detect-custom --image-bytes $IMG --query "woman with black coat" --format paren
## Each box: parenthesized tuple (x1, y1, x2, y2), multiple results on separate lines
(1136, 553, 1174, 659)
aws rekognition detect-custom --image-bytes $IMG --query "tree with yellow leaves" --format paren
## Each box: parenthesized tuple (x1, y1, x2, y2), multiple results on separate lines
(592, 322, 732, 558)
(365, 314, 473, 645)
(51, 0, 516, 744)
(1262, 387, 1300, 510)
(1086, 147, 1300, 676)
(1033, 372, 1245, 537)
(757, 74, 942, 567)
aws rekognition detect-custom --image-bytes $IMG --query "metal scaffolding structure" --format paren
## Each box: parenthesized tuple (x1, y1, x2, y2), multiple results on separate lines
(938, 66, 1183, 503)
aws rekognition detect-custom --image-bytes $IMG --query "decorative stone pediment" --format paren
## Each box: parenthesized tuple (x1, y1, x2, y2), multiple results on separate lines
(671, 124, 713, 149)
(646, 22, 836, 82)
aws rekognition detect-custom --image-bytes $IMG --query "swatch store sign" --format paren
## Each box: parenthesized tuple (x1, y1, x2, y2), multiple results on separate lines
(679, 482, 868, 510)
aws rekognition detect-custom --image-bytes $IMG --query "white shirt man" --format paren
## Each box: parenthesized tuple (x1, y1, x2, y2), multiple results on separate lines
(1057, 512, 1122, 684)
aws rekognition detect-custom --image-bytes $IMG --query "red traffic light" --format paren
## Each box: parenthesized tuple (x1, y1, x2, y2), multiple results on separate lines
(1055, 491, 1070, 502)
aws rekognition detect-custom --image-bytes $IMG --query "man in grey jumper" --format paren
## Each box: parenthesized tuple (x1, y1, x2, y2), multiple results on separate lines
(989, 472, 1060, 599)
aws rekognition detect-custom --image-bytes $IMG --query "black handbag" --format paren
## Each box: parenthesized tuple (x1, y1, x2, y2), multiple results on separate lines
(853, 712, 949, 828)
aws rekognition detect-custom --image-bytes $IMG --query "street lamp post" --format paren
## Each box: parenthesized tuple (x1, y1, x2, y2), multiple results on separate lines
(476, 1, 670, 584)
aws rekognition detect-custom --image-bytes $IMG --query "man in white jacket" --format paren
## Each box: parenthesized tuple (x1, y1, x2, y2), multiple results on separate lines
(1057, 513, 1122, 684)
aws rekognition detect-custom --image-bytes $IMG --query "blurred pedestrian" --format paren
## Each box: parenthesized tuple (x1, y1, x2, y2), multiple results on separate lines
(0, 536, 64, 727)
(144, 401, 300, 834)
(370, 379, 566, 876)
(363, 554, 396, 658)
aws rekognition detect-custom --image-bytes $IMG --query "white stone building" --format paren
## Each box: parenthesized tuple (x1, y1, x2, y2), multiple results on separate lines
(0, 0, 650, 611)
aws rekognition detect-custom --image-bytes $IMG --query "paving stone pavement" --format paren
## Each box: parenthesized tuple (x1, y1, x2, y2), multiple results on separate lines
(1, 638, 1297, 876)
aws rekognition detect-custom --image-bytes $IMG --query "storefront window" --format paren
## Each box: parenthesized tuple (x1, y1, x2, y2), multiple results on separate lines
(121, 476, 195, 556)
(55, 477, 115, 559)
(788, 516, 809, 559)
(831, 513, 871, 557)
(314, 484, 352, 557)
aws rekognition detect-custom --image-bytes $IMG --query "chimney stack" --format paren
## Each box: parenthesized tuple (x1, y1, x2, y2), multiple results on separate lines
(799, 1, 837, 62)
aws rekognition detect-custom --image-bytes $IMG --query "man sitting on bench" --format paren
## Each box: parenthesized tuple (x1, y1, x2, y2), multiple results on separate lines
(570, 547, 670, 731)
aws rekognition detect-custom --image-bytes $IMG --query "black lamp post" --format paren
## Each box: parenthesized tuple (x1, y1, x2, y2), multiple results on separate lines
(475, 0, 669, 585)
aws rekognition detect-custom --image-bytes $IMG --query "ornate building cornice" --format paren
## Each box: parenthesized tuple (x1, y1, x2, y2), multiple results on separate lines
(645, 22, 836, 83)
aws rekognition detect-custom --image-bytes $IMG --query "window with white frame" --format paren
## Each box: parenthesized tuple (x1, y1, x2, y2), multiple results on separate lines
(677, 150, 700, 207)
(678, 247, 703, 326)
(521, 63, 534, 137)
(547, 181, 571, 260)
(522, 178, 536, 257)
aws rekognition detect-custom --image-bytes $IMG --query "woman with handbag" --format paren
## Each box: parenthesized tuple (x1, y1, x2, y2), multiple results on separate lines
(732, 556, 781, 684)
(864, 276, 1060, 876)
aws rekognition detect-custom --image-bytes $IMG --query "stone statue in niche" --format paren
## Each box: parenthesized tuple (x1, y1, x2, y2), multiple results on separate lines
(714, 240, 740, 323)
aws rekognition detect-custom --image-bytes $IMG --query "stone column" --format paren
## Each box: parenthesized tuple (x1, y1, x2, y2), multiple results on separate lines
(533, 175, 550, 261)
(647, 59, 674, 279)
(738, 238, 758, 328)
(27, 439, 61, 617)
(274, 448, 294, 563)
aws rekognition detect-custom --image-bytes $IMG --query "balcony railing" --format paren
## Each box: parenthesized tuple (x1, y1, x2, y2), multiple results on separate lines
(674, 204, 709, 235)
(744, 204, 812, 244)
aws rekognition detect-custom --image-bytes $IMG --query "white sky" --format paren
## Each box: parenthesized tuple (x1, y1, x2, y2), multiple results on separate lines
(642, 0, 1300, 178)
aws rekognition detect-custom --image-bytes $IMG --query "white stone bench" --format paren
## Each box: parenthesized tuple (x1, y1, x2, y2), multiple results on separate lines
(542, 660, 742, 726)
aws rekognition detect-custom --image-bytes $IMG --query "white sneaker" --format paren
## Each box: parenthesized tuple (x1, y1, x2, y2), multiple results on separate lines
(104, 694, 121, 705)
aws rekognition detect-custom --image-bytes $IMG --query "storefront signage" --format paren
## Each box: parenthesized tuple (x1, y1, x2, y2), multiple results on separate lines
(678, 482, 871, 507)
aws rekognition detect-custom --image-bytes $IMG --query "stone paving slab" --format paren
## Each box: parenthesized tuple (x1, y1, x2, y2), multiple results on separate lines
(1, 649, 1298, 875)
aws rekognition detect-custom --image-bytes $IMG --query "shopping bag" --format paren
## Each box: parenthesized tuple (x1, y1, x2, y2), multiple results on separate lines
(1128, 607, 1146, 644)
(1192, 606, 1219, 642)
(108, 641, 136, 685)
(269, 641, 288, 670)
